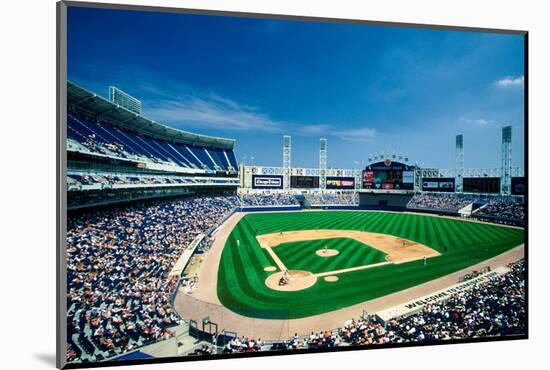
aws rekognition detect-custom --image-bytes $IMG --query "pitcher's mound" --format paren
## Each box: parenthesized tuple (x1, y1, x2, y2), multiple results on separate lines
(265, 270, 317, 291)
(324, 276, 339, 282)
(264, 266, 277, 272)
(316, 249, 339, 257)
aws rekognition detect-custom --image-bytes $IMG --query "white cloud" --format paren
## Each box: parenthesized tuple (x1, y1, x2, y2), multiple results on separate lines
(142, 85, 377, 139)
(496, 75, 524, 88)
(146, 94, 283, 133)
(296, 124, 334, 136)
(332, 127, 377, 142)
(295, 124, 377, 142)
(459, 116, 496, 126)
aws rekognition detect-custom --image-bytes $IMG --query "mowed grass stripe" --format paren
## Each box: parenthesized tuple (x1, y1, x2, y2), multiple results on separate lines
(322, 240, 359, 272)
(273, 238, 387, 274)
(396, 213, 411, 239)
(382, 212, 401, 235)
(234, 220, 272, 267)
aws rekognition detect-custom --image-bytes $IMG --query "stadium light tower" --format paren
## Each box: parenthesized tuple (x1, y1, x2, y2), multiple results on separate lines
(455, 134, 464, 193)
(501, 126, 512, 195)
(319, 138, 327, 191)
(283, 135, 291, 190)
(108, 86, 142, 114)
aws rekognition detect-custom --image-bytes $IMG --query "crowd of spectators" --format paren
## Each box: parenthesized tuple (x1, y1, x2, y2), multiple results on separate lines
(240, 192, 299, 207)
(188, 344, 217, 356)
(305, 192, 358, 206)
(408, 193, 525, 221)
(476, 198, 525, 220)
(66, 195, 239, 363)
(265, 331, 341, 351)
(221, 336, 264, 354)
(457, 266, 492, 282)
(339, 259, 525, 346)
(407, 193, 476, 212)
(81, 133, 127, 158)
(67, 173, 239, 189)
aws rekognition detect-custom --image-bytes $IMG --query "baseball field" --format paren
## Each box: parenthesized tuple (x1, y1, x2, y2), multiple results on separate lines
(217, 211, 524, 319)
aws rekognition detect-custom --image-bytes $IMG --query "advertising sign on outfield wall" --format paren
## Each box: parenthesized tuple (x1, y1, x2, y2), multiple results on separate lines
(422, 178, 455, 192)
(291, 175, 319, 188)
(252, 175, 284, 189)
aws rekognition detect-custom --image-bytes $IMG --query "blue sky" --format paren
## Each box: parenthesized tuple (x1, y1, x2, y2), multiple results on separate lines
(67, 7, 525, 169)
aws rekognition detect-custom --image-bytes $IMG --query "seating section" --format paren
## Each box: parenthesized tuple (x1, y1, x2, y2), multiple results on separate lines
(240, 192, 299, 207)
(407, 193, 525, 220)
(66, 195, 239, 363)
(305, 192, 359, 206)
(67, 113, 238, 171)
(67, 172, 239, 189)
(407, 193, 475, 212)
(476, 198, 525, 220)
(340, 260, 525, 344)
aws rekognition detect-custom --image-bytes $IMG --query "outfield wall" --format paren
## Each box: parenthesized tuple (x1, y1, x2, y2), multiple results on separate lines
(359, 192, 414, 208)
(237, 206, 302, 212)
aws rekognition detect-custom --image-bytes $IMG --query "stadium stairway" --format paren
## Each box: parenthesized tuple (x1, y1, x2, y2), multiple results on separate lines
(121, 323, 197, 358)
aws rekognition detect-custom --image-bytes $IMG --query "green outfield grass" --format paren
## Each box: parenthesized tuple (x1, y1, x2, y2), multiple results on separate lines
(217, 211, 524, 319)
(273, 238, 387, 274)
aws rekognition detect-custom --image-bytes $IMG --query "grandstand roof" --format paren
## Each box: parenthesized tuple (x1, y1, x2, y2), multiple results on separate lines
(67, 81, 236, 150)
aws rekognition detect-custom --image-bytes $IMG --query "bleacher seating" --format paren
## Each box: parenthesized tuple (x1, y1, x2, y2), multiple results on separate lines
(407, 193, 475, 212)
(476, 198, 525, 220)
(240, 192, 299, 207)
(67, 172, 239, 188)
(407, 193, 525, 221)
(305, 192, 359, 206)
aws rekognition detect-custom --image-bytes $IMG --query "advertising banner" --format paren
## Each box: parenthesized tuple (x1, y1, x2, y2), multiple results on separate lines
(252, 175, 283, 189)
(326, 177, 355, 189)
(421, 178, 455, 192)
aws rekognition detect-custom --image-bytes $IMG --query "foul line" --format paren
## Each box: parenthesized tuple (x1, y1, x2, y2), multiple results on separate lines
(265, 246, 288, 272)
(314, 261, 391, 277)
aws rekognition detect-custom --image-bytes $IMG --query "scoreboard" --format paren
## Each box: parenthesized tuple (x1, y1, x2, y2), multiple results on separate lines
(291, 176, 319, 188)
(362, 160, 414, 190)
(463, 177, 500, 193)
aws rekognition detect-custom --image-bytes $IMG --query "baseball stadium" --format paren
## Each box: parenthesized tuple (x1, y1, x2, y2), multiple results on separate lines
(61, 5, 527, 367)
(64, 81, 526, 365)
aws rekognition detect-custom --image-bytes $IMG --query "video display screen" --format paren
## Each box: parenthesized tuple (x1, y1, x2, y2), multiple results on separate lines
(291, 175, 319, 188)
(463, 177, 501, 193)
(362, 162, 414, 190)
